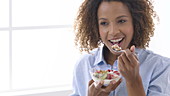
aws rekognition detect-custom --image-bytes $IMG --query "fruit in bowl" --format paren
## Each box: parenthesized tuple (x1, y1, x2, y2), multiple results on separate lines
(90, 69, 121, 85)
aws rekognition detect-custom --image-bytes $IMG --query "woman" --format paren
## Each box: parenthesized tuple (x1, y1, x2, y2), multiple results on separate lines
(70, 0, 170, 96)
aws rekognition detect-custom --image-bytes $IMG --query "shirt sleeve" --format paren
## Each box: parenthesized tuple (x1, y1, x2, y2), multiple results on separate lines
(69, 70, 80, 96)
(147, 58, 170, 96)
(69, 55, 91, 96)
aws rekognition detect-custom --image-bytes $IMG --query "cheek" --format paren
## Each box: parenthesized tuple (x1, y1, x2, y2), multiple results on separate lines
(99, 28, 106, 38)
(99, 32, 105, 42)
(129, 29, 134, 40)
(99, 31, 109, 43)
(127, 30, 133, 39)
(99, 27, 108, 36)
(99, 31, 104, 37)
(125, 26, 134, 40)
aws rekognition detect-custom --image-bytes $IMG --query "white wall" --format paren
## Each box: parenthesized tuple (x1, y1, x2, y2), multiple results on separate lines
(148, 0, 170, 58)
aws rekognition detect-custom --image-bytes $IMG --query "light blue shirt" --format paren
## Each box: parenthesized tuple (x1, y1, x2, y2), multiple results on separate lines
(70, 46, 170, 96)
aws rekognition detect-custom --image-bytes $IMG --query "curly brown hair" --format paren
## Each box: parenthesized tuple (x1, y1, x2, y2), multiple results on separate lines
(74, 0, 158, 52)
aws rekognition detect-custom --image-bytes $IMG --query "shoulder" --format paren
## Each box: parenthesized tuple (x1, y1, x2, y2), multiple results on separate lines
(140, 49, 170, 95)
(152, 50, 169, 63)
(139, 48, 170, 73)
(138, 48, 170, 65)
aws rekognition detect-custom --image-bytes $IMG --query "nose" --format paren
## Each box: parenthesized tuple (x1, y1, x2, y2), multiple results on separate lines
(109, 22, 120, 35)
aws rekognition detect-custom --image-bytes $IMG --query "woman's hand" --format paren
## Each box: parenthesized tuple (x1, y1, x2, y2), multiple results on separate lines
(118, 45, 140, 84)
(88, 79, 122, 96)
(118, 46, 146, 96)
(118, 45, 146, 96)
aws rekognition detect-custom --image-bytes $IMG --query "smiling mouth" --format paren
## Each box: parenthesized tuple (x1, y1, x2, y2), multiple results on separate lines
(109, 38, 124, 45)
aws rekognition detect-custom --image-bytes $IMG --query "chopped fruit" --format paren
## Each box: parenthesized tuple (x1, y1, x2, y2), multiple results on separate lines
(92, 69, 120, 80)
(107, 69, 111, 72)
(106, 74, 112, 79)
(114, 71, 120, 75)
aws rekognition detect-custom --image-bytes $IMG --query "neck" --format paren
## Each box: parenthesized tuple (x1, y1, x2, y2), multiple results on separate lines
(103, 46, 118, 65)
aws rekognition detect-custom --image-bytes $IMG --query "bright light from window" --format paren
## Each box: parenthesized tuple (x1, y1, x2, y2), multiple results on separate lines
(0, 0, 9, 27)
(0, 0, 82, 95)
(148, 0, 170, 58)
(13, 0, 81, 26)
(12, 28, 80, 89)
(0, 31, 10, 91)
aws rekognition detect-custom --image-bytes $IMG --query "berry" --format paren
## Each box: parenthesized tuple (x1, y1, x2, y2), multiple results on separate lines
(107, 69, 111, 72)
(114, 71, 120, 75)
(106, 74, 112, 79)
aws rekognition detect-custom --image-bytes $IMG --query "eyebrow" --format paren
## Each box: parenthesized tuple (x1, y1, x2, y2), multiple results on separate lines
(116, 15, 128, 19)
(98, 18, 107, 21)
(98, 15, 128, 21)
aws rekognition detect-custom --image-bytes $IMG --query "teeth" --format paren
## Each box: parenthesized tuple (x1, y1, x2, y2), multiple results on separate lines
(110, 38, 123, 43)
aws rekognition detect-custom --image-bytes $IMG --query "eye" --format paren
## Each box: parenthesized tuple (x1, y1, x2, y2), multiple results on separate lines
(99, 22, 108, 26)
(118, 19, 127, 24)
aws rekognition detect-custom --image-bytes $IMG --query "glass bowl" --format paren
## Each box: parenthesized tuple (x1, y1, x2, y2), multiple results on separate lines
(90, 68, 121, 86)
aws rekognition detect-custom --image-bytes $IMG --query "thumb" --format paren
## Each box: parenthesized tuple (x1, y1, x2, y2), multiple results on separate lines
(88, 79, 94, 86)
(130, 45, 135, 53)
(130, 45, 138, 60)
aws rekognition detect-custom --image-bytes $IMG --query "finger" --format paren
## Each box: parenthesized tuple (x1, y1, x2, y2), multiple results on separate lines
(130, 45, 138, 55)
(124, 49, 138, 66)
(95, 80, 104, 90)
(130, 45, 139, 60)
(88, 79, 94, 86)
(118, 56, 127, 73)
(120, 52, 132, 69)
(102, 78, 122, 92)
(110, 78, 122, 90)
(124, 49, 134, 63)
(130, 45, 135, 53)
(88, 80, 103, 96)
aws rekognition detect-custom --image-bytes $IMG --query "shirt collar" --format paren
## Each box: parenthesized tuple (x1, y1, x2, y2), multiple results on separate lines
(93, 44, 106, 66)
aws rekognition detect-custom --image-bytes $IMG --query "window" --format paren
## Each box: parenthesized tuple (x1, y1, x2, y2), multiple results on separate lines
(0, 0, 82, 95)
(0, 0, 10, 92)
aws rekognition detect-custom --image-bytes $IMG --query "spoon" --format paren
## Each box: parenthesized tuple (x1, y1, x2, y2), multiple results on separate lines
(112, 44, 124, 53)
(112, 44, 139, 57)
(113, 49, 125, 53)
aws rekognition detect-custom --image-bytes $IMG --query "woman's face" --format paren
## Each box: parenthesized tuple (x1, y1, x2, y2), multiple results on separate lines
(98, 1, 134, 55)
